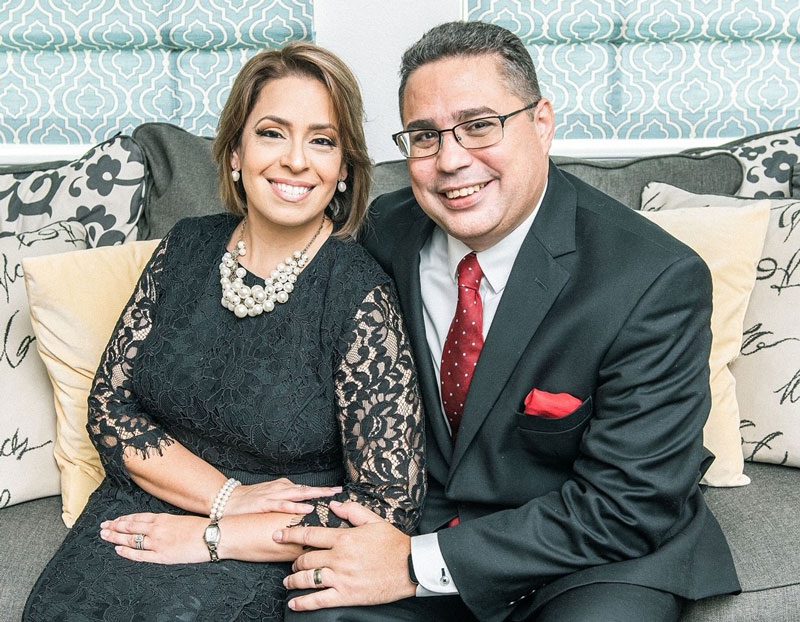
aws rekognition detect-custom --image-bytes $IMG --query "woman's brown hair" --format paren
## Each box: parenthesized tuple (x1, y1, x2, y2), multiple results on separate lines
(213, 43, 370, 239)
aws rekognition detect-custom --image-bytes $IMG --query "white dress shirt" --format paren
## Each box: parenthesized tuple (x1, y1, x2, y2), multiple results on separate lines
(410, 184, 546, 596)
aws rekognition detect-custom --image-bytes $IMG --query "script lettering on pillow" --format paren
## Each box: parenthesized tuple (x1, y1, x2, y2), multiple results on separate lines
(0, 221, 88, 509)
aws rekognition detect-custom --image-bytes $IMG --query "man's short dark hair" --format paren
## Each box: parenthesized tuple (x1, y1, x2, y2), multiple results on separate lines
(398, 21, 542, 117)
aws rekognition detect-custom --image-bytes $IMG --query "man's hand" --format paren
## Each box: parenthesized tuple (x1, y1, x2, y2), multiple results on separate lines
(275, 501, 417, 611)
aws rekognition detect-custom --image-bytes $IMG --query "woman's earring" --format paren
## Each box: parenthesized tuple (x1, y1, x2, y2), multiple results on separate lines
(337, 180, 347, 193)
(231, 169, 240, 182)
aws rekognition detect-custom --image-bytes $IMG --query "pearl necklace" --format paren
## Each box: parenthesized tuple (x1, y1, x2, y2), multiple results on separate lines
(219, 217, 325, 318)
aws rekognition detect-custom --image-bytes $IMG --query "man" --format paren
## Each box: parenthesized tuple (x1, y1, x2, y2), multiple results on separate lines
(275, 21, 740, 621)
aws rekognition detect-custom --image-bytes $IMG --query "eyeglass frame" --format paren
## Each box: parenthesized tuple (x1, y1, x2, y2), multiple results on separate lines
(391, 101, 540, 159)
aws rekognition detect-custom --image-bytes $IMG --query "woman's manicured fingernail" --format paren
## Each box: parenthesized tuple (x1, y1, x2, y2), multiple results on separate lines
(100, 521, 110, 528)
(330, 500, 342, 508)
(100, 529, 108, 539)
(300, 504, 314, 513)
(273, 530, 283, 542)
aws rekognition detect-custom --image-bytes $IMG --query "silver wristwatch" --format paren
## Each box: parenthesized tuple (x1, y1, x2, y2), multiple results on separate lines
(203, 520, 221, 562)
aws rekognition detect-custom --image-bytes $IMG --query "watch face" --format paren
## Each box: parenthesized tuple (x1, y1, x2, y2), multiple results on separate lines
(205, 524, 221, 544)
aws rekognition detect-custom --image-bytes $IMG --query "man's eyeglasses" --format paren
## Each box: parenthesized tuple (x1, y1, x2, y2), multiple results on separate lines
(392, 101, 539, 159)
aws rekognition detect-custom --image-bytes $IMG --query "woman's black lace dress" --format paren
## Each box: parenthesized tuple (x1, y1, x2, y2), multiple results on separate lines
(25, 215, 425, 621)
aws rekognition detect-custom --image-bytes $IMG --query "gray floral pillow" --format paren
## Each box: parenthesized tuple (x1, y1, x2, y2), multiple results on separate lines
(0, 136, 145, 246)
(686, 126, 800, 199)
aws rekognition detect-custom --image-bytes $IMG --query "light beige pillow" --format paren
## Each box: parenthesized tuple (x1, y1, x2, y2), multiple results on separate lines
(23, 240, 160, 526)
(642, 182, 800, 471)
(639, 205, 769, 487)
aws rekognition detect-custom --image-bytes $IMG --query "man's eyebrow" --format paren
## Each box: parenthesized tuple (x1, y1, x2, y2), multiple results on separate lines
(405, 107, 500, 130)
(254, 115, 338, 132)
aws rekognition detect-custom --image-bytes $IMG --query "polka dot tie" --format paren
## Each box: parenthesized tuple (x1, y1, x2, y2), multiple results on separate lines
(440, 252, 484, 437)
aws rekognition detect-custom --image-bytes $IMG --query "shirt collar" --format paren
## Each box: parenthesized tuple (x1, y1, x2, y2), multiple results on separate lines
(445, 179, 548, 295)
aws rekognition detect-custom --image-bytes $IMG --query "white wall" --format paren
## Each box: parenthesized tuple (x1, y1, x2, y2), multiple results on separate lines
(314, 0, 463, 163)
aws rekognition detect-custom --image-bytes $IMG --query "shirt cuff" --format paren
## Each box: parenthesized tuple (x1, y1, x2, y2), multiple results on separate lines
(410, 533, 459, 596)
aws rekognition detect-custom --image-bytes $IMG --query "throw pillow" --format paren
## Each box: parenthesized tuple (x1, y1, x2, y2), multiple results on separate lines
(685, 126, 800, 199)
(0, 221, 88, 509)
(0, 135, 145, 246)
(23, 240, 160, 526)
(642, 183, 800, 471)
(132, 123, 223, 239)
(639, 204, 769, 487)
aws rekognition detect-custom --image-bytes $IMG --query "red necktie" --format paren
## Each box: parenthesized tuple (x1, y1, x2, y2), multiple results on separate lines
(440, 252, 484, 436)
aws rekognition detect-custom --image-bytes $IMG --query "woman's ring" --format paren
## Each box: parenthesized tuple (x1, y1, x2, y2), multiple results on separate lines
(134, 533, 145, 550)
(313, 568, 323, 586)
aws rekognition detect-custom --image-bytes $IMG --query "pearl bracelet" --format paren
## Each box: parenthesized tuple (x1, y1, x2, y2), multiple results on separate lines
(210, 477, 241, 522)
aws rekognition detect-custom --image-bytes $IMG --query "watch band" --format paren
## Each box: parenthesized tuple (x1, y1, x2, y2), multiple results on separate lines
(207, 541, 219, 562)
(407, 553, 419, 585)
(204, 520, 221, 563)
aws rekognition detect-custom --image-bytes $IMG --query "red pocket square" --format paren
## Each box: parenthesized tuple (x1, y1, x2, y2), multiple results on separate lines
(523, 389, 582, 419)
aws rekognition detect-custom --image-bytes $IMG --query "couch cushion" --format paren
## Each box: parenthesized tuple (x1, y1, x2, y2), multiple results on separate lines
(639, 206, 769, 487)
(133, 122, 224, 240)
(685, 126, 800, 199)
(0, 495, 68, 619)
(0, 135, 145, 246)
(641, 183, 800, 469)
(370, 153, 743, 209)
(1, 222, 88, 509)
(554, 153, 743, 209)
(682, 462, 800, 620)
(24, 240, 161, 526)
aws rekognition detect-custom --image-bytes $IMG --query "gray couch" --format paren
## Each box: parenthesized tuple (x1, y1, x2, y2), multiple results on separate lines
(1, 123, 798, 621)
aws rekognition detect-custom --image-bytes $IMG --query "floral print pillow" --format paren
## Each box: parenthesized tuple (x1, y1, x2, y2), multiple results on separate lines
(688, 126, 800, 199)
(0, 136, 145, 246)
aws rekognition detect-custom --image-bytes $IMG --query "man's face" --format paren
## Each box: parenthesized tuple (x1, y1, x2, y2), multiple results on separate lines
(401, 54, 554, 251)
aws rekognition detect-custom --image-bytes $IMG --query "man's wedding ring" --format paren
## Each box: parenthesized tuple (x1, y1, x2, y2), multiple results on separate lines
(313, 568, 323, 586)
(134, 533, 145, 550)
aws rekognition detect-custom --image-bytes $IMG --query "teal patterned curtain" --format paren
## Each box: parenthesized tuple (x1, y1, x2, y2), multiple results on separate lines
(0, 0, 313, 144)
(467, 0, 800, 139)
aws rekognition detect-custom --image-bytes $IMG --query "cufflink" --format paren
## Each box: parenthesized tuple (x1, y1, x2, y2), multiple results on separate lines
(439, 568, 450, 586)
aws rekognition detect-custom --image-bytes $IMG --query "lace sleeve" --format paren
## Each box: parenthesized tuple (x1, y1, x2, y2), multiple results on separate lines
(299, 283, 426, 533)
(86, 233, 175, 486)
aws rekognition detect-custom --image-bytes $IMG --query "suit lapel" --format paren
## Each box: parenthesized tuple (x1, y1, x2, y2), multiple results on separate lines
(450, 164, 578, 473)
(390, 208, 455, 464)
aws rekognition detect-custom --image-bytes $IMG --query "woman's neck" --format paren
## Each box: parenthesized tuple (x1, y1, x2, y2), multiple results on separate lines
(232, 213, 331, 279)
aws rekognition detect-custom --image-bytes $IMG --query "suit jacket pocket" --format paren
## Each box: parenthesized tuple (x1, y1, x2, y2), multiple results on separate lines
(514, 397, 593, 464)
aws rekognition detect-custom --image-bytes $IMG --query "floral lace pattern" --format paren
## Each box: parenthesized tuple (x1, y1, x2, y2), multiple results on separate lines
(299, 285, 425, 532)
(26, 214, 425, 621)
(87, 232, 175, 487)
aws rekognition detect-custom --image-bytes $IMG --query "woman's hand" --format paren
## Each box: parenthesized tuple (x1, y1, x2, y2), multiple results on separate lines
(100, 513, 211, 564)
(224, 478, 342, 516)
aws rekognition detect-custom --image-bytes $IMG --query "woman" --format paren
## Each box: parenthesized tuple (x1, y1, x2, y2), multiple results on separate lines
(25, 43, 424, 621)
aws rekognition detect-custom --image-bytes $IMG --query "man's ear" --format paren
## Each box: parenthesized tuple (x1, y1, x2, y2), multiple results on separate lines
(535, 98, 556, 153)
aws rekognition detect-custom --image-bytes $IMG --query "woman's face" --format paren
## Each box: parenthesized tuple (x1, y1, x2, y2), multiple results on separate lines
(231, 74, 346, 233)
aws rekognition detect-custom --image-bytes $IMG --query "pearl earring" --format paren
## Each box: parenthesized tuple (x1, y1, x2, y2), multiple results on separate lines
(337, 180, 347, 193)
(231, 170, 240, 182)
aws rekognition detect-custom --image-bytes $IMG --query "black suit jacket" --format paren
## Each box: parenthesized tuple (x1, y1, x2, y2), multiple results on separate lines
(361, 163, 740, 622)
